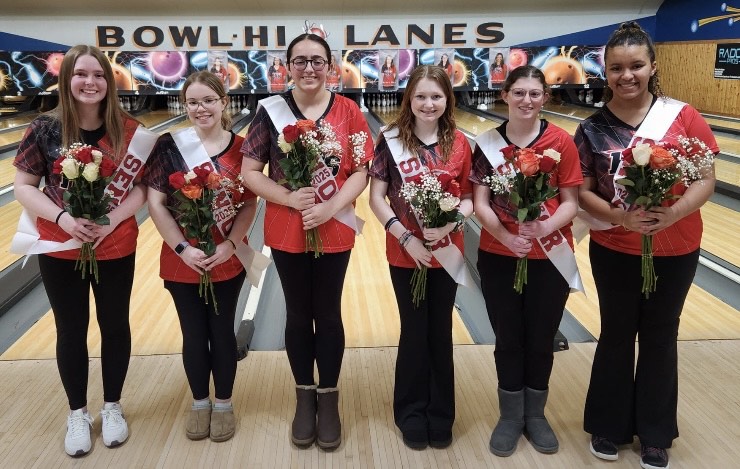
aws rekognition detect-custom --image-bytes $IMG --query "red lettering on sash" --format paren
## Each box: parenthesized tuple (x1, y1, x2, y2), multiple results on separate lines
(430, 236, 452, 250)
(399, 157, 422, 181)
(539, 230, 564, 252)
(317, 180, 338, 199)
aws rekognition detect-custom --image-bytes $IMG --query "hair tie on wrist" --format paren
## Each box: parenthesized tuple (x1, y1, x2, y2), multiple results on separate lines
(55, 210, 66, 225)
(384, 216, 399, 231)
(225, 238, 237, 250)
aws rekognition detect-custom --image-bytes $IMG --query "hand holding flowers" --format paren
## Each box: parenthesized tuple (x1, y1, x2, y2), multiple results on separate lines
(400, 172, 464, 306)
(616, 136, 714, 296)
(169, 167, 223, 311)
(52, 143, 118, 282)
(482, 144, 561, 293)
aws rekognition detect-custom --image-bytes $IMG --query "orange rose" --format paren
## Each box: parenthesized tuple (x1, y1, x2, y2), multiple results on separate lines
(181, 183, 203, 200)
(649, 146, 677, 169)
(205, 172, 222, 190)
(516, 148, 540, 176)
(296, 119, 317, 134)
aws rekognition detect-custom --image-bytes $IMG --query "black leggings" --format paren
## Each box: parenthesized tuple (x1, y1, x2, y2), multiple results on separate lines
(477, 250, 569, 392)
(39, 253, 135, 410)
(389, 265, 457, 434)
(584, 240, 698, 448)
(271, 249, 351, 388)
(164, 270, 245, 401)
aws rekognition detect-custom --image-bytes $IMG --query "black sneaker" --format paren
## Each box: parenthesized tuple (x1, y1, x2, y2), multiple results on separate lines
(402, 429, 428, 450)
(590, 435, 618, 460)
(429, 430, 453, 449)
(640, 445, 669, 469)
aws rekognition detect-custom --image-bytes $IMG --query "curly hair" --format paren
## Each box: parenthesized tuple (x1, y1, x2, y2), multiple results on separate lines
(602, 21, 663, 102)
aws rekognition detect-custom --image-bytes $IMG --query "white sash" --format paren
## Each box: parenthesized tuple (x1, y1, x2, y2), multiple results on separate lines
(475, 128, 583, 292)
(171, 127, 271, 287)
(10, 126, 158, 265)
(382, 126, 473, 288)
(259, 95, 364, 234)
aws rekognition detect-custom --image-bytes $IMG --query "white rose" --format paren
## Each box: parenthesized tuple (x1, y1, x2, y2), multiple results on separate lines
(439, 195, 460, 212)
(184, 171, 197, 183)
(542, 148, 561, 162)
(92, 149, 103, 164)
(632, 143, 652, 166)
(61, 158, 80, 179)
(81, 162, 100, 182)
(277, 134, 293, 153)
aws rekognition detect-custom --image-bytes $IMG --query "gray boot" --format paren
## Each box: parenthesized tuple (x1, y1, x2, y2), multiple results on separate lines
(316, 387, 341, 450)
(489, 388, 525, 457)
(291, 385, 317, 446)
(524, 387, 559, 453)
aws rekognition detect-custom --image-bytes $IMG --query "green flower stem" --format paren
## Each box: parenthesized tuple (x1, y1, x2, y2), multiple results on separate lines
(305, 227, 323, 258)
(641, 234, 657, 298)
(410, 265, 428, 307)
(514, 257, 527, 294)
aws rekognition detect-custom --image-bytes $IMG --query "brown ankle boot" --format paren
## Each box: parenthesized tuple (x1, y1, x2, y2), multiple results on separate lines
(291, 385, 317, 447)
(316, 387, 341, 450)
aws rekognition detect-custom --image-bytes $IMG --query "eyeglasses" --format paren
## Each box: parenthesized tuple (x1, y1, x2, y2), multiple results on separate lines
(184, 96, 222, 111)
(290, 58, 327, 71)
(509, 89, 545, 100)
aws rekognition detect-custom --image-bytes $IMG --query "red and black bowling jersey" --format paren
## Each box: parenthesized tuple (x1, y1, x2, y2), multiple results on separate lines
(574, 99, 719, 256)
(470, 120, 583, 258)
(369, 130, 473, 268)
(144, 133, 256, 283)
(268, 65, 288, 92)
(14, 115, 142, 260)
(241, 92, 374, 254)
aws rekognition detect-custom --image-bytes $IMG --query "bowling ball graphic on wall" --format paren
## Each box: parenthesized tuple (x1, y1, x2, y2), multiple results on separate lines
(542, 56, 585, 85)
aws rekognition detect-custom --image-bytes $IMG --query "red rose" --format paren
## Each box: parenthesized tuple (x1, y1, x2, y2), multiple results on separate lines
(539, 155, 557, 173)
(99, 158, 117, 177)
(283, 124, 300, 143)
(661, 142, 685, 157)
(649, 146, 677, 169)
(621, 147, 635, 165)
(501, 144, 517, 161)
(169, 171, 186, 190)
(296, 119, 317, 134)
(193, 167, 211, 185)
(516, 148, 540, 177)
(181, 183, 203, 200)
(76, 147, 94, 164)
(52, 156, 65, 175)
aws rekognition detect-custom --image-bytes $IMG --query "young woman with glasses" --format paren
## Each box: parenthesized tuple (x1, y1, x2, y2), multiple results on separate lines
(241, 33, 374, 450)
(470, 65, 583, 457)
(145, 71, 257, 443)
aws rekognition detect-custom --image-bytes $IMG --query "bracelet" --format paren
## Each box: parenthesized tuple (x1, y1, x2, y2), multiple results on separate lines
(225, 238, 237, 250)
(384, 216, 399, 231)
(621, 211, 629, 231)
(55, 210, 66, 225)
(398, 230, 414, 249)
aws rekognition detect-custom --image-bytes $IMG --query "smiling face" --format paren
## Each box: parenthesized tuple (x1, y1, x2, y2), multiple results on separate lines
(70, 54, 108, 108)
(605, 44, 656, 103)
(287, 39, 328, 93)
(410, 77, 447, 125)
(502, 76, 547, 120)
(184, 82, 225, 131)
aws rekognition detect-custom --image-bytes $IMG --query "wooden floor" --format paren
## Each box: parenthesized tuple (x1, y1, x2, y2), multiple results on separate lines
(0, 342, 738, 468)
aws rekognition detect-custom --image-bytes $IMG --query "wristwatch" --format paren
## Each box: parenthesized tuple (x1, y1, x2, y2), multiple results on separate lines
(175, 241, 189, 255)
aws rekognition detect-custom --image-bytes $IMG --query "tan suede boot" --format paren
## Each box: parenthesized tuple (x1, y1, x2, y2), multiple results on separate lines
(210, 406, 235, 442)
(185, 403, 211, 440)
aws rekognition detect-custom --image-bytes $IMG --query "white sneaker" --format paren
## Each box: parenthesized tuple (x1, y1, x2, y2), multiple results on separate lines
(65, 409, 93, 457)
(100, 402, 129, 447)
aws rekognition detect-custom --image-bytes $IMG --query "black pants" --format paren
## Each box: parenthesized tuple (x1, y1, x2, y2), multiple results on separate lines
(584, 240, 699, 448)
(389, 265, 457, 434)
(477, 250, 569, 391)
(39, 253, 135, 410)
(272, 249, 351, 388)
(165, 270, 245, 401)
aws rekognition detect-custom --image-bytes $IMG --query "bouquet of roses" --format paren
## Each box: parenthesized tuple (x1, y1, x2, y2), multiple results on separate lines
(169, 167, 223, 311)
(400, 172, 463, 306)
(52, 143, 118, 282)
(276, 119, 342, 257)
(483, 145, 561, 293)
(616, 136, 714, 297)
